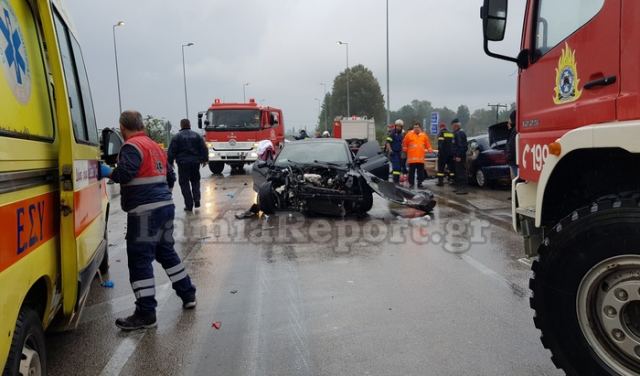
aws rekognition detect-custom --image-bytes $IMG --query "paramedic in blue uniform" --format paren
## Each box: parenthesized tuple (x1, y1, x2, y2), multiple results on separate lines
(385, 119, 405, 184)
(100, 110, 197, 331)
(168, 118, 208, 212)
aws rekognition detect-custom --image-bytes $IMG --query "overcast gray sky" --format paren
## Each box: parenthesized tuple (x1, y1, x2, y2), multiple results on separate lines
(64, 0, 525, 131)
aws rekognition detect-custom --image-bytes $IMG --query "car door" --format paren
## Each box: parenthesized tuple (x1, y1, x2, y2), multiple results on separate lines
(356, 141, 389, 180)
(52, 8, 106, 316)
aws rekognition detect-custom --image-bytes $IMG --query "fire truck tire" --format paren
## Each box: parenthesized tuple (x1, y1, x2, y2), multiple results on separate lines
(209, 162, 224, 175)
(2, 307, 46, 376)
(257, 182, 277, 215)
(530, 193, 640, 376)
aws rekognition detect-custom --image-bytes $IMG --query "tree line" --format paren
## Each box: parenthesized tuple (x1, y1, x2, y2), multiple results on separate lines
(317, 64, 514, 140)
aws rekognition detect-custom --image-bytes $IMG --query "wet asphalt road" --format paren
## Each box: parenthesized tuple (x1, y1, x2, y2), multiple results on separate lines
(46, 167, 562, 376)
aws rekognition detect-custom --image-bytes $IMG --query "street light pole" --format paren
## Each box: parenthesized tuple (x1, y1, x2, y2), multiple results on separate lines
(181, 42, 194, 119)
(243, 82, 250, 103)
(386, 0, 391, 126)
(338, 41, 350, 117)
(112, 21, 125, 114)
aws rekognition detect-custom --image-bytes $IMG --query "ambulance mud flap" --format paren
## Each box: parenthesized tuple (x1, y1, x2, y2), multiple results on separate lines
(361, 171, 436, 212)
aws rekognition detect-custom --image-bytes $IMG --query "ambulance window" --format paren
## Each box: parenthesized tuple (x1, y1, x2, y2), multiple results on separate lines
(53, 13, 95, 144)
(535, 0, 605, 55)
(70, 37, 98, 144)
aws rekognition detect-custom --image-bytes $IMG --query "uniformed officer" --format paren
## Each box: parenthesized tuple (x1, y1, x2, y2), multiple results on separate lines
(436, 122, 455, 187)
(100, 110, 197, 331)
(451, 118, 469, 195)
(168, 119, 208, 211)
(385, 119, 405, 184)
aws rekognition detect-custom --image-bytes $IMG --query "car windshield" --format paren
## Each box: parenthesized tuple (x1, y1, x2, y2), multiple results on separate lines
(206, 109, 261, 131)
(275, 142, 349, 167)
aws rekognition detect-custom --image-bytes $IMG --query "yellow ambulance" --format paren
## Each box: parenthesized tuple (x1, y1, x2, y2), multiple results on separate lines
(0, 0, 121, 374)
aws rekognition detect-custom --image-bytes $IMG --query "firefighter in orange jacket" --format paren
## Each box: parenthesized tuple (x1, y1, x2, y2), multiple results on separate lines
(402, 122, 433, 188)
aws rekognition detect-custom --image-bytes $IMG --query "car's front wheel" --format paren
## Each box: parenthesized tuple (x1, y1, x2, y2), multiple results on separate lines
(257, 182, 278, 215)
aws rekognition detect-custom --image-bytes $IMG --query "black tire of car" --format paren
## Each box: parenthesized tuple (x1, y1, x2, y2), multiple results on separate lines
(355, 185, 374, 214)
(530, 193, 640, 376)
(474, 168, 486, 188)
(209, 162, 224, 175)
(2, 307, 46, 376)
(257, 182, 278, 215)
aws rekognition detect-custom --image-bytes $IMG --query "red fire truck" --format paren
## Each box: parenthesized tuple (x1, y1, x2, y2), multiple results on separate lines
(198, 99, 285, 174)
(482, 1, 640, 374)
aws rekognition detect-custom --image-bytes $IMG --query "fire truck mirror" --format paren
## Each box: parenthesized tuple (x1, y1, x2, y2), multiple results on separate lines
(101, 127, 124, 166)
(197, 112, 205, 129)
(481, 0, 508, 42)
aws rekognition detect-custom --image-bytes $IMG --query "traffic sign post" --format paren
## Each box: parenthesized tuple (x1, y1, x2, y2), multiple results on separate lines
(430, 112, 439, 135)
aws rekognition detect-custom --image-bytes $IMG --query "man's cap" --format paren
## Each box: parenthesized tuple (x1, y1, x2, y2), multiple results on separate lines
(439, 122, 447, 129)
(451, 118, 460, 125)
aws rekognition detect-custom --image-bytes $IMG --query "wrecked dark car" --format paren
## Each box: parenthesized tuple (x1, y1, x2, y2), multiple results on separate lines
(251, 139, 436, 216)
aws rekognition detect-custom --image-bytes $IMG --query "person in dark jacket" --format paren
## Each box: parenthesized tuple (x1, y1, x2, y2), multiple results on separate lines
(168, 119, 208, 212)
(451, 118, 468, 195)
(436, 122, 455, 187)
(99, 110, 196, 331)
(506, 110, 518, 179)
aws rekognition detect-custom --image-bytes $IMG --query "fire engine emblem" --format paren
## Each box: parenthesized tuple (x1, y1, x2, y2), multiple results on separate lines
(0, 0, 31, 104)
(229, 139, 237, 146)
(553, 43, 582, 105)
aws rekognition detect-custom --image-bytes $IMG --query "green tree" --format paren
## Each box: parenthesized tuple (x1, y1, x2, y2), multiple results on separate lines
(143, 115, 171, 145)
(456, 105, 470, 126)
(319, 64, 386, 135)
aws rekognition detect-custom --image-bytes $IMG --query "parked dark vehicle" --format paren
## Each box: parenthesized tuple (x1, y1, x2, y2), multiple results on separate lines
(252, 139, 435, 216)
(466, 122, 511, 188)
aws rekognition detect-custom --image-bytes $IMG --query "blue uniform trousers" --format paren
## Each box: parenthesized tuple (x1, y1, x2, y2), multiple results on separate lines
(126, 204, 196, 314)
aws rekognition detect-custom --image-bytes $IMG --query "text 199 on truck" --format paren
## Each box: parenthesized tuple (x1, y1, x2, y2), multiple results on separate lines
(481, 1, 640, 375)
(197, 98, 285, 174)
(0, 0, 124, 374)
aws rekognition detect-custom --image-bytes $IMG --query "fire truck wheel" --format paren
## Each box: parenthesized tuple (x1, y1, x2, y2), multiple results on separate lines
(530, 194, 640, 376)
(3, 307, 46, 376)
(257, 182, 277, 215)
(209, 162, 224, 175)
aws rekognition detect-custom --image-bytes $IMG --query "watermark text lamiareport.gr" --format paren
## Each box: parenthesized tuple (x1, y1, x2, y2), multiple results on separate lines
(134, 212, 491, 254)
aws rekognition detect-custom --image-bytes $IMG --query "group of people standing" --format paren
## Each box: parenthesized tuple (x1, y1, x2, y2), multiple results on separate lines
(385, 118, 469, 194)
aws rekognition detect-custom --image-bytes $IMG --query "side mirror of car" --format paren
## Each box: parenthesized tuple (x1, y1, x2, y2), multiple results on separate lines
(356, 155, 368, 165)
(197, 112, 205, 129)
(101, 128, 124, 166)
(256, 161, 268, 169)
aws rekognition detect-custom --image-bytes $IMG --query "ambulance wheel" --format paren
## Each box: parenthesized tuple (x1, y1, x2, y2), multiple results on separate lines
(2, 307, 46, 376)
(209, 162, 224, 175)
(530, 194, 640, 376)
(257, 182, 277, 215)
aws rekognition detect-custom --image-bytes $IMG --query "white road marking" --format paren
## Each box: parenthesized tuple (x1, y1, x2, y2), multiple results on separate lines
(98, 332, 145, 376)
(461, 254, 528, 298)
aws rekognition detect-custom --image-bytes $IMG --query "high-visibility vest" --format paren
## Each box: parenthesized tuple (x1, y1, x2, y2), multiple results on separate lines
(402, 131, 432, 164)
(123, 132, 168, 186)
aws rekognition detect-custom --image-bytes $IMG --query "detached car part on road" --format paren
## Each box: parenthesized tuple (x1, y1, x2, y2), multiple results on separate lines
(252, 139, 436, 216)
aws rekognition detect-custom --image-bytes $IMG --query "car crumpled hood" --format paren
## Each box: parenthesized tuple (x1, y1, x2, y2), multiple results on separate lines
(361, 171, 436, 212)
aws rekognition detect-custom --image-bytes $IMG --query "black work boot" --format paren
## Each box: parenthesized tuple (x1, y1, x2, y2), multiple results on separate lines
(194, 201, 201, 208)
(436, 178, 444, 187)
(115, 311, 157, 331)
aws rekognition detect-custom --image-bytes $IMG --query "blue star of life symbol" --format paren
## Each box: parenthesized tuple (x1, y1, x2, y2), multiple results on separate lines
(0, 7, 26, 85)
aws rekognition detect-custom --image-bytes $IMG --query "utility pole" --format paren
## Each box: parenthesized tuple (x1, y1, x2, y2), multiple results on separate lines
(337, 41, 350, 117)
(112, 21, 125, 114)
(488, 103, 509, 122)
(181, 42, 195, 119)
